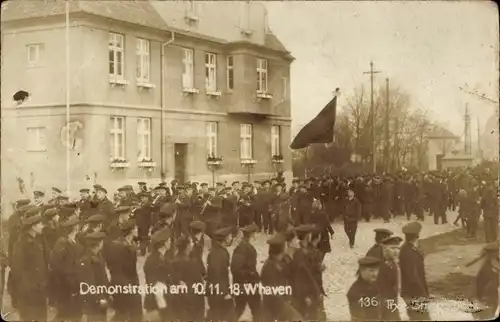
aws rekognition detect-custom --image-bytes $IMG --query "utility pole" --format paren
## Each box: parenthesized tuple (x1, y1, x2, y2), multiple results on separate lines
(384, 78, 390, 172)
(464, 103, 471, 154)
(363, 61, 381, 173)
(477, 116, 482, 160)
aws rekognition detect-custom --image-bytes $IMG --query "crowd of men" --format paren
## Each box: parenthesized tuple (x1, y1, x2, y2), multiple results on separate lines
(3, 164, 498, 321)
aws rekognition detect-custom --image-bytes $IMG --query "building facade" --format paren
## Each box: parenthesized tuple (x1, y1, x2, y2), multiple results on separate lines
(1, 0, 293, 207)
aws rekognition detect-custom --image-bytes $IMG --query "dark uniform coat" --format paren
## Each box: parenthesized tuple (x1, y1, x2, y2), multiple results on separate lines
(347, 278, 381, 322)
(11, 232, 49, 321)
(171, 254, 205, 321)
(143, 250, 172, 313)
(365, 244, 384, 261)
(399, 242, 428, 299)
(79, 249, 109, 320)
(309, 209, 334, 253)
(206, 241, 234, 321)
(377, 260, 401, 320)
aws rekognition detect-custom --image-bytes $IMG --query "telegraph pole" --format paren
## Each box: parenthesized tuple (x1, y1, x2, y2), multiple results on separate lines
(477, 116, 482, 160)
(384, 78, 390, 172)
(363, 61, 381, 173)
(464, 103, 471, 154)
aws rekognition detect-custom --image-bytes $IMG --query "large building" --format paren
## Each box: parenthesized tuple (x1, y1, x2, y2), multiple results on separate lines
(1, 0, 293, 206)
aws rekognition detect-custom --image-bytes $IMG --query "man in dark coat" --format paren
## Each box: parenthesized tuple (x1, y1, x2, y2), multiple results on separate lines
(135, 191, 153, 255)
(175, 186, 195, 236)
(343, 189, 361, 248)
(297, 184, 313, 225)
(231, 223, 261, 321)
(366, 228, 394, 260)
(346, 256, 382, 322)
(103, 206, 131, 267)
(238, 184, 255, 227)
(261, 233, 302, 321)
(143, 227, 174, 321)
(221, 187, 238, 231)
(79, 231, 109, 322)
(201, 187, 222, 235)
(11, 213, 49, 321)
(308, 199, 334, 262)
(206, 226, 235, 322)
(78, 188, 94, 221)
(377, 235, 403, 320)
(49, 215, 84, 321)
(109, 220, 143, 321)
(189, 220, 207, 278)
(481, 182, 499, 243)
(471, 242, 499, 320)
(399, 221, 431, 320)
(92, 186, 116, 226)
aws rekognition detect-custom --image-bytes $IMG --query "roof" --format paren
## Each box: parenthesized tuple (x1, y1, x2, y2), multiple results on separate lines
(265, 33, 288, 53)
(428, 125, 458, 139)
(1, 0, 169, 31)
(442, 154, 475, 160)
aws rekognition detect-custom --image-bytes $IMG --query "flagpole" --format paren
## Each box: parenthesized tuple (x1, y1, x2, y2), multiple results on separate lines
(65, 0, 71, 194)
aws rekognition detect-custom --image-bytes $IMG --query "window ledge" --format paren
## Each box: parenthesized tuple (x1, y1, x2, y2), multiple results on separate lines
(206, 90, 222, 97)
(183, 87, 200, 94)
(138, 161, 156, 168)
(110, 161, 130, 169)
(27, 149, 47, 152)
(256, 92, 273, 99)
(241, 159, 257, 165)
(185, 14, 199, 22)
(137, 81, 155, 89)
(271, 159, 284, 164)
(109, 77, 129, 86)
(240, 28, 254, 36)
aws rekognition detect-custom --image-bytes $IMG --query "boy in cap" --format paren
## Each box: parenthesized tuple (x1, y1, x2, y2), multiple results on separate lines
(399, 221, 431, 320)
(109, 220, 142, 322)
(33, 190, 45, 207)
(189, 220, 207, 278)
(171, 234, 205, 321)
(50, 215, 83, 321)
(206, 226, 235, 321)
(377, 235, 404, 320)
(41, 207, 60, 251)
(260, 233, 303, 321)
(231, 223, 261, 321)
(346, 256, 382, 321)
(292, 224, 322, 319)
(79, 231, 109, 322)
(11, 213, 48, 321)
(143, 227, 174, 320)
(366, 228, 394, 260)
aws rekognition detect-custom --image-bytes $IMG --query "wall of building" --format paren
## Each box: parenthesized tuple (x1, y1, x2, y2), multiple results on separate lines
(441, 158, 474, 169)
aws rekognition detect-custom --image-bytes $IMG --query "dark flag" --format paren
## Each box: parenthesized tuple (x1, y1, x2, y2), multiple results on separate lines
(290, 88, 340, 150)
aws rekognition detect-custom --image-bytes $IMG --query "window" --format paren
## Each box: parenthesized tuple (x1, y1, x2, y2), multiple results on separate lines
(110, 116, 125, 159)
(282, 77, 288, 100)
(182, 48, 194, 88)
(205, 52, 217, 92)
(109, 33, 124, 78)
(257, 58, 268, 93)
(26, 127, 46, 151)
(240, 124, 253, 159)
(136, 38, 150, 82)
(137, 118, 151, 160)
(227, 56, 234, 91)
(271, 125, 281, 156)
(206, 122, 218, 157)
(27, 44, 42, 67)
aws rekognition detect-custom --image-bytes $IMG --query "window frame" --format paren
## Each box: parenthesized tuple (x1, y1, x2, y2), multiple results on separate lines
(109, 32, 125, 79)
(240, 123, 253, 159)
(26, 127, 47, 152)
(136, 38, 150, 82)
(137, 118, 152, 161)
(110, 116, 126, 160)
(271, 125, 281, 156)
(205, 52, 217, 92)
(206, 122, 218, 157)
(26, 44, 42, 67)
(256, 58, 268, 93)
(182, 48, 194, 89)
(227, 55, 234, 91)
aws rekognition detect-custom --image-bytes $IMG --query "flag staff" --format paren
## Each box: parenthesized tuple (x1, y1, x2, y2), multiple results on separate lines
(65, 0, 71, 194)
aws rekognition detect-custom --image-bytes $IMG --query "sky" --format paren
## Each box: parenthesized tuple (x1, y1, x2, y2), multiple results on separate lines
(264, 1, 499, 139)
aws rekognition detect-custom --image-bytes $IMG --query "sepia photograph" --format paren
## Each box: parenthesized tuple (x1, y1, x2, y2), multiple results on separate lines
(0, 0, 499, 321)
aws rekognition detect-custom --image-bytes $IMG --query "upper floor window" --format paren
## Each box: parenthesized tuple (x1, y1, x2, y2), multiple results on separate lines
(282, 77, 288, 100)
(227, 56, 234, 91)
(206, 122, 218, 157)
(257, 58, 268, 93)
(205, 52, 217, 92)
(136, 38, 150, 82)
(182, 48, 194, 89)
(240, 124, 253, 159)
(26, 127, 46, 151)
(271, 125, 281, 156)
(109, 33, 124, 79)
(137, 118, 151, 160)
(27, 44, 43, 67)
(110, 116, 125, 159)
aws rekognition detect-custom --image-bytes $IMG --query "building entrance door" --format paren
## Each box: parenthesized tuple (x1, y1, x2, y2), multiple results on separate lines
(174, 143, 188, 184)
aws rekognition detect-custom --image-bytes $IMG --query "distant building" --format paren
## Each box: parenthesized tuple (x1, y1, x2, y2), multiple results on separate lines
(427, 126, 460, 170)
(480, 113, 499, 161)
(1, 1, 293, 205)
